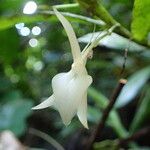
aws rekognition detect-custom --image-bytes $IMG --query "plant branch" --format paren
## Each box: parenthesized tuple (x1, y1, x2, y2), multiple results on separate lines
(87, 79, 127, 150)
(29, 128, 65, 150)
(76, 0, 131, 38)
(118, 126, 150, 147)
(94, 79, 127, 140)
(82, 24, 119, 60)
(39, 3, 79, 10)
(39, 10, 105, 26)
(77, 0, 150, 48)
(54, 3, 79, 9)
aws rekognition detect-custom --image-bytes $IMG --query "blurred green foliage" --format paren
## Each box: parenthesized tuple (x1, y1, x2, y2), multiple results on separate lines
(0, 90, 33, 136)
(115, 66, 150, 108)
(94, 140, 118, 150)
(0, 0, 150, 149)
(130, 87, 150, 133)
(131, 0, 150, 42)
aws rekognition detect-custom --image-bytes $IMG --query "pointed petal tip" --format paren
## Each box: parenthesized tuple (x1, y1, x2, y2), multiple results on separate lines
(31, 102, 52, 110)
(31, 106, 37, 110)
(82, 121, 89, 129)
(31, 104, 46, 110)
(31, 106, 40, 110)
(85, 124, 89, 129)
(77, 93, 89, 129)
(63, 120, 71, 127)
(32, 95, 54, 110)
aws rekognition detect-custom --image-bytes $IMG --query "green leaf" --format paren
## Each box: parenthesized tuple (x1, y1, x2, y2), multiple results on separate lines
(77, 0, 116, 26)
(0, 15, 47, 31)
(0, 11, 105, 31)
(88, 106, 101, 123)
(130, 87, 150, 133)
(0, 91, 33, 136)
(0, 28, 19, 64)
(88, 87, 128, 137)
(0, 0, 22, 13)
(0, 76, 11, 92)
(78, 32, 150, 52)
(115, 66, 150, 108)
(94, 140, 118, 150)
(131, 0, 150, 41)
(2, 90, 22, 101)
(88, 87, 108, 108)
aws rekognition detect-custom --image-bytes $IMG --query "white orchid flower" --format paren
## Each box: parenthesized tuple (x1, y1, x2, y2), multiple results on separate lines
(32, 7, 100, 128)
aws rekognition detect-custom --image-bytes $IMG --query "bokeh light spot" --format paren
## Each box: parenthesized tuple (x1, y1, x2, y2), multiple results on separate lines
(23, 1, 37, 14)
(32, 26, 41, 35)
(33, 61, 44, 72)
(20, 27, 30, 36)
(29, 38, 38, 47)
(15, 23, 25, 30)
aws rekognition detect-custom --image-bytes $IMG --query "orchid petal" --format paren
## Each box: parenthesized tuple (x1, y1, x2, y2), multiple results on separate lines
(77, 92, 88, 128)
(51, 71, 92, 126)
(32, 95, 54, 110)
(58, 107, 76, 126)
(53, 7, 81, 62)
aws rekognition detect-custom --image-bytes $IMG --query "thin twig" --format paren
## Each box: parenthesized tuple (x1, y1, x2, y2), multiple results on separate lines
(39, 10, 105, 26)
(94, 79, 127, 140)
(54, 3, 79, 9)
(120, 38, 131, 77)
(87, 79, 127, 150)
(120, 48, 128, 76)
(38, 3, 79, 10)
(118, 126, 150, 147)
(82, 24, 120, 60)
(29, 128, 65, 150)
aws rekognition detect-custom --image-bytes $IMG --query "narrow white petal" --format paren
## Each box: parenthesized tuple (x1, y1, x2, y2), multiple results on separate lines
(52, 72, 77, 126)
(77, 92, 88, 129)
(32, 95, 54, 110)
(53, 7, 81, 62)
(59, 109, 76, 126)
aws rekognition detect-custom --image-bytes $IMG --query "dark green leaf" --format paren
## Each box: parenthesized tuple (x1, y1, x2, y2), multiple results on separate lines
(0, 91, 33, 136)
(0, 76, 11, 92)
(88, 106, 101, 123)
(0, 28, 19, 64)
(88, 87, 108, 108)
(130, 87, 150, 133)
(94, 140, 118, 150)
(0, 15, 47, 31)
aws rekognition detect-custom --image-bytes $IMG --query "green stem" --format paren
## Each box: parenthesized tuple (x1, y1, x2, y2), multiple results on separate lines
(38, 3, 79, 10)
(39, 10, 105, 26)
(77, 0, 131, 38)
(54, 3, 79, 9)
(82, 24, 119, 60)
(109, 111, 128, 138)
